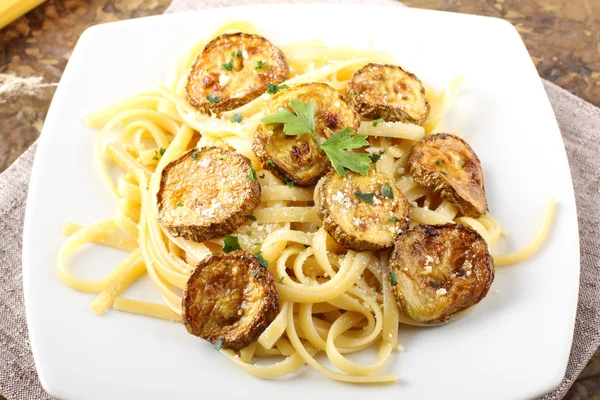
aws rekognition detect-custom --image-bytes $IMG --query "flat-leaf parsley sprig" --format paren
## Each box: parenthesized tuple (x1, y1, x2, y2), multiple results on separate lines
(260, 99, 371, 176)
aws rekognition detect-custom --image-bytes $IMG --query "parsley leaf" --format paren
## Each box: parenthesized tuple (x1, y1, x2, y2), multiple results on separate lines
(319, 128, 371, 176)
(389, 271, 397, 286)
(267, 160, 276, 168)
(223, 236, 241, 253)
(431, 280, 441, 287)
(230, 113, 243, 123)
(435, 159, 443, 166)
(232, 50, 242, 57)
(369, 150, 384, 163)
(159, 147, 166, 156)
(389, 216, 399, 223)
(258, 173, 265, 179)
(372, 118, 384, 127)
(283, 178, 294, 188)
(248, 166, 257, 182)
(267, 83, 289, 94)
(221, 59, 233, 71)
(206, 93, 220, 103)
(381, 182, 394, 198)
(254, 251, 268, 268)
(176, 201, 184, 207)
(256, 60, 266, 69)
(261, 99, 315, 137)
(191, 151, 198, 160)
(245, 214, 257, 221)
(214, 338, 224, 351)
(152, 151, 159, 161)
(355, 191, 375, 203)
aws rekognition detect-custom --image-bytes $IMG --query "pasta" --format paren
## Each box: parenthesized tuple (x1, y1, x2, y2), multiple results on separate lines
(58, 20, 556, 384)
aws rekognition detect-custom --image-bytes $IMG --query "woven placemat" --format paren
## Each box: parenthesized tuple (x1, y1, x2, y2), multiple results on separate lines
(1, 1, 599, 399)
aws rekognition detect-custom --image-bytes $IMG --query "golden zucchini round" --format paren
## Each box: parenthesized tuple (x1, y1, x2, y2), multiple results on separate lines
(408, 133, 487, 217)
(157, 147, 261, 242)
(253, 83, 360, 187)
(317, 170, 409, 251)
(347, 63, 430, 125)
(183, 251, 279, 350)
(186, 33, 289, 114)
(390, 223, 494, 324)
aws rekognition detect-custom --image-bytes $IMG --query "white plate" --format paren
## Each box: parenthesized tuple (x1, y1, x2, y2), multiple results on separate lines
(23, 4, 580, 400)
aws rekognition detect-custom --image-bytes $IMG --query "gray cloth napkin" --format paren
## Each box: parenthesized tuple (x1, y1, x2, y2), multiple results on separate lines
(1, 1, 599, 398)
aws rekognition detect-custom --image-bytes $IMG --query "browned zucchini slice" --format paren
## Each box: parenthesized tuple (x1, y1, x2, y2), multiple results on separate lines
(317, 170, 409, 251)
(408, 133, 487, 217)
(347, 63, 430, 125)
(253, 83, 360, 187)
(183, 251, 279, 350)
(157, 147, 261, 242)
(186, 33, 289, 114)
(390, 223, 494, 324)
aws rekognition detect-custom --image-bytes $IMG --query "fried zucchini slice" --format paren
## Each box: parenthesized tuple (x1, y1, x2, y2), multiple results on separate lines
(183, 251, 279, 350)
(157, 147, 261, 242)
(186, 33, 289, 114)
(347, 63, 430, 125)
(408, 133, 487, 217)
(317, 170, 409, 251)
(390, 223, 494, 324)
(253, 83, 360, 186)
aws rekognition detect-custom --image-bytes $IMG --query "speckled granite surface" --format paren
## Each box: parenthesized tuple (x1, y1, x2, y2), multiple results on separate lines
(0, 1, 598, 399)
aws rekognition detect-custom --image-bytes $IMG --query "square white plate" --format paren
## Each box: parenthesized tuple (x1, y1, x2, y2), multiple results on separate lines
(23, 4, 580, 400)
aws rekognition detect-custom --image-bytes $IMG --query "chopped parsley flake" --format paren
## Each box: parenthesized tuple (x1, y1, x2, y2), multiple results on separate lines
(159, 147, 166, 156)
(254, 242, 262, 246)
(206, 93, 220, 103)
(278, 276, 285, 283)
(255, 60, 266, 69)
(248, 166, 257, 182)
(369, 150, 384, 163)
(389, 216, 399, 223)
(267, 83, 289, 94)
(221, 59, 233, 71)
(230, 113, 243, 123)
(251, 269, 260, 278)
(232, 50, 242, 57)
(245, 215, 257, 221)
(354, 191, 375, 203)
(223, 236, 241, 253)
(254, 251, 268, 268)
(435, 159, 443, 166)
(431, 280, 442, 287)
(214, 338, 224, 351)
(381, 182, 394, 198)
(246, 230, 252, 236)
(283, 178, 294, 188)
(176, 201, 184, 207)
(389, 271, 398, 286)
(152, 151, 159, 161)
(258, 173, 265, 179)
(372, 118, 384, 127)
(191, 151, 199, 160)
(267, 160, 276, 168)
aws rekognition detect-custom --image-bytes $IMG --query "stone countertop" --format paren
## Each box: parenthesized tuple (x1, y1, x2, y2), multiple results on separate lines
(0, 0, 599, 398)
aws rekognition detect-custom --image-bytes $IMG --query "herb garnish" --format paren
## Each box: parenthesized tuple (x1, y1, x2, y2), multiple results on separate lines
(159, 147, 166, 156)
(381, 182, 394, 198)
(206, 93, 220, 103)
(191, 151, 199, 159)
(245, 215, 257, 221)
(258, 173, 265, 179)
(369, 150, 384, 163)
(435, 159, 443, 166)
(283, 178, 294, 188)
(221, 59, 233, 71)
(278, 276, 285, 283)
(389, 271, 398, 286)
(248, 166, 257, 182)
(389, 216, 399, 223)
(267, 160, 276, 168)
(223, 236, 241, 253)
(431, 280, 441, 287)
(372, 118, 384, 127)
(176, 201, 184, 207)
(256, 60, 266, 69)
(267, 83, 289, 94)
(232, 50, 242, 58)
(354, 191, 375, 203)
(230, 113, 243, 123)
(254, 251, 268, 268)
